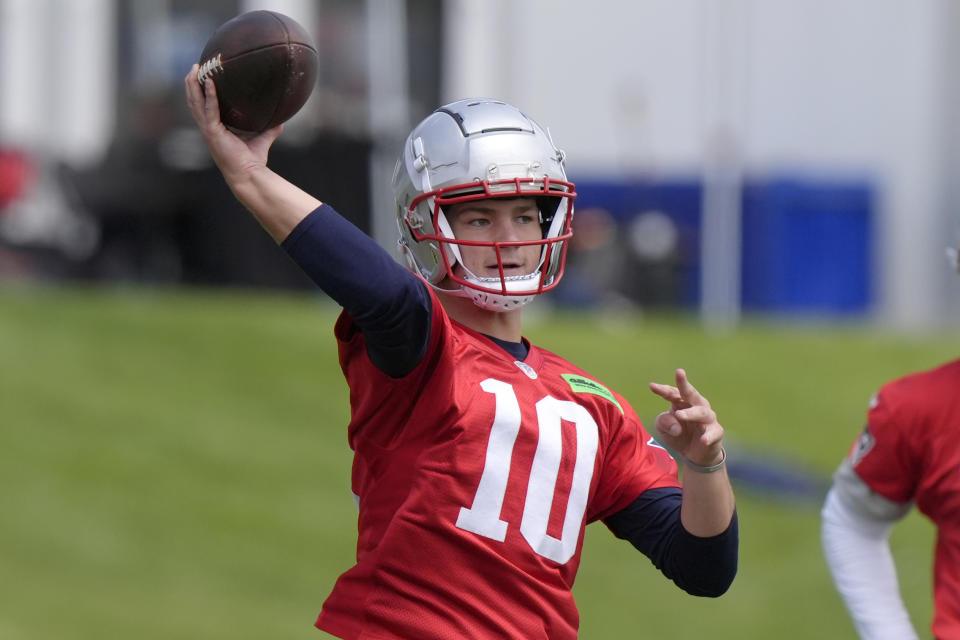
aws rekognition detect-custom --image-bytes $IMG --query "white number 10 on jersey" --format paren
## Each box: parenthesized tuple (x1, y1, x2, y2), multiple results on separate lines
(456, 378, 599, 564)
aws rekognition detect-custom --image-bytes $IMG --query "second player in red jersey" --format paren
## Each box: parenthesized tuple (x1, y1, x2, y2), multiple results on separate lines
(823, 358, 960, 639)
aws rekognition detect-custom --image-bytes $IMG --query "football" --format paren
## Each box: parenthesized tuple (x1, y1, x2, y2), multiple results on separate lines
(197, 10, 318, 133)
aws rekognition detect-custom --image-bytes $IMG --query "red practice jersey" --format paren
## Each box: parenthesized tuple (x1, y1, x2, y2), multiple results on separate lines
(849, 358, 960, 640)
(315, 291, 680, 640)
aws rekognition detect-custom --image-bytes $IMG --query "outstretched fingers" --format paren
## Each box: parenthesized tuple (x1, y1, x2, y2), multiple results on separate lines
(650, 369, 726, 467)
(649, 381, 682, 407)
(649, 369, 709, 409)
(650, 368, 721, 434)
(674, 404, 716, 425)
(675, 368, 709, 408)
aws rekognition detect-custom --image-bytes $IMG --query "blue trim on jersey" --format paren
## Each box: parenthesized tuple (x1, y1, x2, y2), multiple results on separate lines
(604, 487, 738, 597)
(486, 335, 529, 360)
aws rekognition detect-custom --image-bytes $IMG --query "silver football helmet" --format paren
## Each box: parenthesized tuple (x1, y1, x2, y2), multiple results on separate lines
(392, 97, 576, 311)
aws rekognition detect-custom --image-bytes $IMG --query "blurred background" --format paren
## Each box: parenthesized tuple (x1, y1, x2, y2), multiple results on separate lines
(3, 0, 960, 329)
(1, 1, 958, 638)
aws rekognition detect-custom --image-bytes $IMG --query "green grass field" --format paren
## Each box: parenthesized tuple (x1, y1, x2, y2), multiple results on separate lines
(0, 285, 946, 639)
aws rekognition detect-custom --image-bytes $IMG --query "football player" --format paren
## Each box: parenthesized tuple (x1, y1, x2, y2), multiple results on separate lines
(821, 285, 960, 635)
(186, 67, 738, 639)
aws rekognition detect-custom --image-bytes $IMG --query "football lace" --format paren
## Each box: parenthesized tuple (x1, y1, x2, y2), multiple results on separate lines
(197, 54, 224, 83)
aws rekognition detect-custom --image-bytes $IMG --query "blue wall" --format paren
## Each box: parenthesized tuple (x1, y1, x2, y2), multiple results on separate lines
(572, 176, 873, 315)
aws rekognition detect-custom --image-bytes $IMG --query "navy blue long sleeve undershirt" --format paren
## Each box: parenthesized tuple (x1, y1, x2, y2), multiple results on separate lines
(280, 204, 737, 596)
(281, 204, 433, 377)
(605, 487, 738, 596)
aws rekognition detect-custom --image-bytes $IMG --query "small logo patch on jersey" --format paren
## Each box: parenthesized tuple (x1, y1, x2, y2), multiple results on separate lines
(646, 436, 667, 451)
(561, 374, 622, 413)
(850, 425, 875, 466)
(515, 360, 538, 379)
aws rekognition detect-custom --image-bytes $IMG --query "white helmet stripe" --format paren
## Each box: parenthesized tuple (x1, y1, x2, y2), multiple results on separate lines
(435, 208, 463, 266)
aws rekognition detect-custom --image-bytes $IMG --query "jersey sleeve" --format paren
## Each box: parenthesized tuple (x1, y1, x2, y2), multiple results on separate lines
(333, 282, 449, 449)
(849, 381, 922, 504)
(588, 399, 681, 522)
(282, 204, 432, 377)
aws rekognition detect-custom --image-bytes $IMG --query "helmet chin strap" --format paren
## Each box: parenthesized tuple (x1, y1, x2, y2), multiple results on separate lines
(426, 276, 536, 312)
(459, 270, 540, 312)
(467, 290, 536, 312)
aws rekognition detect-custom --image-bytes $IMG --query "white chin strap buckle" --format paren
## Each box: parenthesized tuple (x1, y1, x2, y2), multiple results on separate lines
(468, 289, 536, 311)
(460, 271, 544, 312)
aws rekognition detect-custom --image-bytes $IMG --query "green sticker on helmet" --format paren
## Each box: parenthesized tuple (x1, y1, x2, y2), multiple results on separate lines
(561, 374, 623, 414)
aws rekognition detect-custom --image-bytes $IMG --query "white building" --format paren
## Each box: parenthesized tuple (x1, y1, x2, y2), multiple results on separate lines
(2, 0, 958, 330)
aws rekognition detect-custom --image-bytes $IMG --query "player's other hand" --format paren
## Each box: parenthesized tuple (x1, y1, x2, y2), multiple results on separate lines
(649, 368, 725, 469)
(184, 64, 282, 179)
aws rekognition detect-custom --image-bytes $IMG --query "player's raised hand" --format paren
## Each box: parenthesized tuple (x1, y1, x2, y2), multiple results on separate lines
(183, 63, 321, 243)
(649, 368, 725, 469)
(184, 64, 282, 179)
